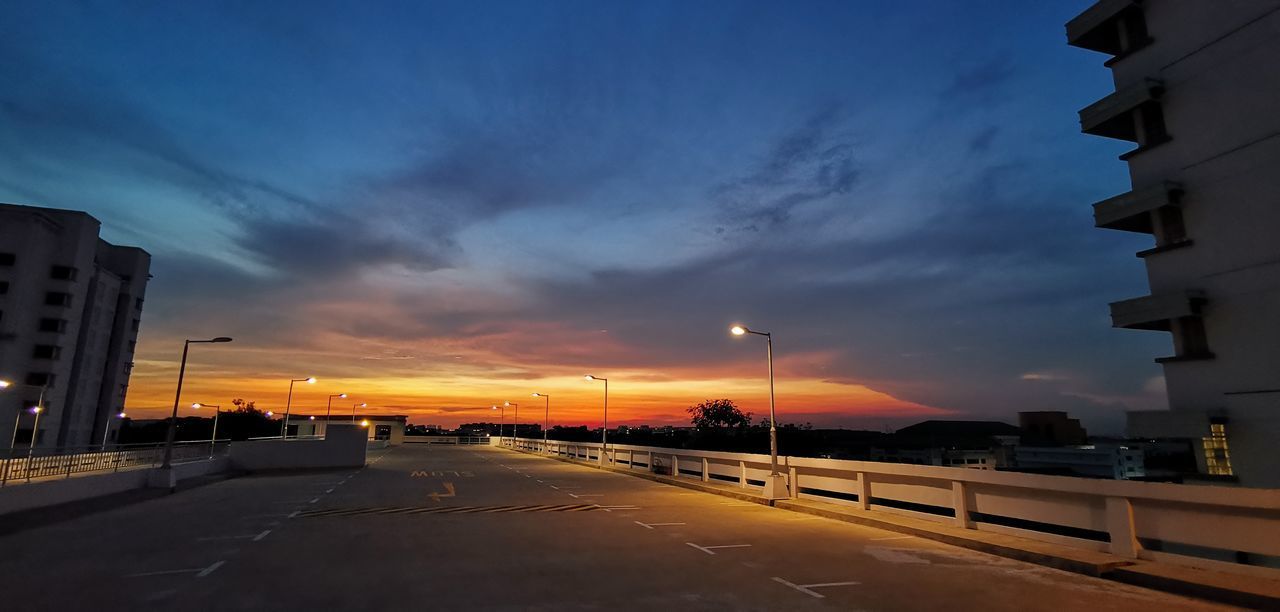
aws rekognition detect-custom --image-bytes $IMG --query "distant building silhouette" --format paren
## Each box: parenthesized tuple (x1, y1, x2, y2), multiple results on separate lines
(1019, 411, 1087, 446)
(0, 203, 150, 449)
(1068, 1, 1280, 486)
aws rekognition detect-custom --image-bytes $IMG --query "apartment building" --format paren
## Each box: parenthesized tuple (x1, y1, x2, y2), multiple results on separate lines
(1068, 1, 1280, 486)
(0, 203, 150, 449)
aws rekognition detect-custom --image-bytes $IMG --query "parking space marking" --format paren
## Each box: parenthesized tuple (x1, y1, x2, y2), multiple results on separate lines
(310, 497, 321, 504)
(771, 577, 860, 599)
(198, 530, 271, 542)
(568, 493, 603, 498)
(325, 488, 335, 493)
(686, 542, 752, 555)
(287, 511, 300, 519)
(252, 530, 272, 542)
(635, 521, 685, 529)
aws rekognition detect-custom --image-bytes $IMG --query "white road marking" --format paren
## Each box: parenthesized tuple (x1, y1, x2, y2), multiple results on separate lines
(568, 493, 603, 498)
(273, 500, 312, 504)
(240, 514, 290, 519)
(598, 505, 640, 512)
(870, 535, 915, 541)
(635, 521, 685, 529)
(287, 511, 300, 519)
(771, 576, 860, 598)
(252, 530, 271, 542)
(309, 497, 320, 504)
(686, 542, 752, 555)
(325, 488, 334, 493)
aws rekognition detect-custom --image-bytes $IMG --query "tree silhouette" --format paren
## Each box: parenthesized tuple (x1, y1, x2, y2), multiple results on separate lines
(687, 399, 751, 429)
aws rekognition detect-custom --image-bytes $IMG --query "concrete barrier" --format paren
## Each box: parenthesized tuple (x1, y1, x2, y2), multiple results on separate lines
(229, 424, 367, 471)
(502, 437, 1280, 578)
(0, 457, 229, 517)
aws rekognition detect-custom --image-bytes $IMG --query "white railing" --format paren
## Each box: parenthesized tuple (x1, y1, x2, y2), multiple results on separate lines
(499, 437, 1280, 576)
(0, 440, 229, 486)
(404, 436, 490, 445)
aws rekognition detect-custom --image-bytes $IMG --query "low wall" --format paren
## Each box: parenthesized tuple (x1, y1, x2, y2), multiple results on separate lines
(502, 437, 1280, 577)
(0, 457, 229, 517)
(229, 424, 367, 471)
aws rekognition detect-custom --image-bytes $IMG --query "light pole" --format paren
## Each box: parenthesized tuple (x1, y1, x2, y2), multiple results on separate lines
(281, 376, 317, 438)
(100, 411, 126, 451)
(352, 402, 366, 423)
(325, 393, 347, 437)
(504, 401, 518, 447)
(532, 393, 550, 453)
(162, 337, 233, 470)
(192, 403, 221, 457)
(584, 375, 608, 465)
(492, 405, 504, 441)
(730, 324, 787, 499)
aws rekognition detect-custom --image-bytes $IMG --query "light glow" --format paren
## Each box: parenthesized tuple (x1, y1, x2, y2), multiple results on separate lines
(730, 325, 747, 336)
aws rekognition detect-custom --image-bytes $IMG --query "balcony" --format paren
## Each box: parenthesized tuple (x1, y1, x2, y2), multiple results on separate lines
(1110, 290, 1206, 331)
(1079, 78, 1165, 142)
(1093, 181, 1184, 233)
(1066, 0, 1151, 58)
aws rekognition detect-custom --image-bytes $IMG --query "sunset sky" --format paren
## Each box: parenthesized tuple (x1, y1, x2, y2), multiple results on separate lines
(1, 1, 1168, 432)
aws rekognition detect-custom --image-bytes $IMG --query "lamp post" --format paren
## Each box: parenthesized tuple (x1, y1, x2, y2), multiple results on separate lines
(352, 402, 366, 423)
(730, 324, 787, 499)
(324, 393, 347, 438)
(162, 337, 233, 470)
(100, 411, 126, 451)
(531, 393, 549, 453)
(192, 403, 221, 457)
(504, 401, 518, 447)
(492, 405, 504, 441)
(584, 375, 608, 465)
(280, 376, 316, 438)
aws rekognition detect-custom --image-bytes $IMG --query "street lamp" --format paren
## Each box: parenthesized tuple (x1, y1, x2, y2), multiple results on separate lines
(162, 337, 233, 469)
(504, 401, 518, 447)
(192, 403, 221, 457)
(281, 376, 317, 438)
(325, 393, 347, 421)
(492, 405, 504, 441)
(584, 375, 609, 465)
(352, 402, 366, 423)
(100, 411, 127, 451)
(0, 380, 10, 389)
(532, 393, 550, 453)
(729, 324, 787, 499)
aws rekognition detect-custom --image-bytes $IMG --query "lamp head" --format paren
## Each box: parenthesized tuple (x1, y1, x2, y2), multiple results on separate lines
(266, 411, 274, 417)
(305, 377, 317, 384)
(309, 416, 316, 420)
(117, 412, 127, 418)
(532, 392, 541, 398)
(211, 337, 233, 343)
(191, 403, 202, 409)
(584, 374, 595, 381)
(30, 406, 42, 414)
(360, 419, 369, 427)
(730, 325, 748, 336)
(357, 402, 367, 407)
(339, 393, 348, 399)
(0, 380, 11, 389)
(504, 401, 512, 407)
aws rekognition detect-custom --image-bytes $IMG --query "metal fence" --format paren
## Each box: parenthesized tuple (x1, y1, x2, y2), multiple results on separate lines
(0, 440, 229, 486)
(404, 436, 492, 445)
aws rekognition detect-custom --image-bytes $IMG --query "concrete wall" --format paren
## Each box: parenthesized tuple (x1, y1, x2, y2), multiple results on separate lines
(229, 424, 367, 471)
(0, 457, 227, 517)
(506, 438, 1280, 576)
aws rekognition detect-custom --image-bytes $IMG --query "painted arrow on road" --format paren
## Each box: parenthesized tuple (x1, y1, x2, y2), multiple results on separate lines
(429, 482, 456, 502)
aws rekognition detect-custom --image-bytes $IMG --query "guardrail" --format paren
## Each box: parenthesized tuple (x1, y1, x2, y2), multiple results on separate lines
(0, 440, 230, 486)
(404, 436, 491, 445)
(500, 437, 1280, 577)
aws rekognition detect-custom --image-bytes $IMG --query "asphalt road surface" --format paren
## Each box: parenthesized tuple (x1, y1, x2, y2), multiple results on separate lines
(0, 445, 1232, 611)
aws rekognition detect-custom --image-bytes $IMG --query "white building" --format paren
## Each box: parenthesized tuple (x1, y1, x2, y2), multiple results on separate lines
(0, 203, 150, 449)
(1015, 445, 1145, 481)
(1068, 1, 1280, 486)
(292, 414, 407, 445)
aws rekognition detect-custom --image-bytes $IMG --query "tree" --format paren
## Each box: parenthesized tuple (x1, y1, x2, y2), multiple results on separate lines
(687, 399, 751, 429)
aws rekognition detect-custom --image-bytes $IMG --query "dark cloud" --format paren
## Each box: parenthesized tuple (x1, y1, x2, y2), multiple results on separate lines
(941, 57, 1017, 98)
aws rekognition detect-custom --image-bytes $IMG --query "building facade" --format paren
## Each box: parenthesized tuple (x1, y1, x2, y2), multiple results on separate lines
(0, 204, 150, 449)
(1015, 445, 1146, 480)
(1068, 1, 1280, 487)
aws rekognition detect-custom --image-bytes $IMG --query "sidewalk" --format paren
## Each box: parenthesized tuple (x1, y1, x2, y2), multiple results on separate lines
(510, 446, 1280, 609)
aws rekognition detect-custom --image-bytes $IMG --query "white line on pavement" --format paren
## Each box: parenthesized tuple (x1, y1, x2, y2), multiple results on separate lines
(686, 542, 752, 555)
(240, 514, 290, 519)
(635, 521, 686, 529)
(309, 497, 320, 504)
(568, 493, 603, 498)
(252, 530, 271, 542)
(870, 535, 915, 541)
(287, 511, 300, 519)
(325, 488, 334, 493)
(771, 577, 860, 598)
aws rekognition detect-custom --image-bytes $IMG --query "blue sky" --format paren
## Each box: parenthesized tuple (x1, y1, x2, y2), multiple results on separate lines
(0, 1, 1170, 431)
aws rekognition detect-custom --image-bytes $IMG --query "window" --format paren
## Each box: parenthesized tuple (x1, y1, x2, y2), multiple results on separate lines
(25, 372, 55, 387)
(32, 345, 61, 360)
(49, 265, 78, 281)
(1202, 423, 1234, 476)
(44, 292, 72, 307)
(0, 281, 8, 294)
(38, 318, 67, 333)
(1155, 207, 1187, 245)
(0, 252, 14, 266)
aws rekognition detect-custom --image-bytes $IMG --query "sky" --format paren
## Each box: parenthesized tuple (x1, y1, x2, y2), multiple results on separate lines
(0, 1, 1170, 433)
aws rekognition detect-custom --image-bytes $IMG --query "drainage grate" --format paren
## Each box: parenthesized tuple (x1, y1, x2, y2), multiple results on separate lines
(297, 504, 602, 518)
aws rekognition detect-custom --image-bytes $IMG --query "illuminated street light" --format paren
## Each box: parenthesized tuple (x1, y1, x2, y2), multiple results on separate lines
(281, 376, 317, 438)
(729, 324, 787, 499)
(325, 393, 348, 422)
(584, 375, 609, 465)
(352, 402, 367, 423)
(0, 380, 10, 389)
(100, 410, 128, 451)
(532, 393, 550, 452)
(360, 419, 369, 427)
(492, 405, 504, 441)
(192, 403, 222, 458)
(504, 401, 518, 447)
(162, 337, 233, 470)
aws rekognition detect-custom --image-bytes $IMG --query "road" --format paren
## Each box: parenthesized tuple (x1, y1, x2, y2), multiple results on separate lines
(0, 444, 1231, 611)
